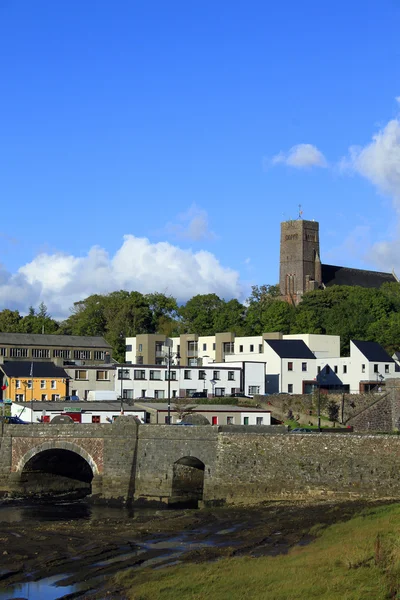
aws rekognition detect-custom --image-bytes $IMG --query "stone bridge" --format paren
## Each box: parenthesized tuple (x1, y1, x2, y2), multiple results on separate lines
(2, 418, 400, 505)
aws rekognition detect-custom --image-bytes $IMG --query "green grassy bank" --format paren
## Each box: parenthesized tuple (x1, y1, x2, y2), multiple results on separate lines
(114, 503, 400, 600)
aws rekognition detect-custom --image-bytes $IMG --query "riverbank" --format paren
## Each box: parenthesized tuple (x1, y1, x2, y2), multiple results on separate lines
(0, 499, 397, 599)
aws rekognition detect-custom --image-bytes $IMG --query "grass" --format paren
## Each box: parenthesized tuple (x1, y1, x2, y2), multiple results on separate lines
(113, 503, 400, 600)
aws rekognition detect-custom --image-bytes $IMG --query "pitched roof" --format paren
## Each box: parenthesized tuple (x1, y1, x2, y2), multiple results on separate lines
(321, 264, 397, 289)
(0, 362, 69, 378)
(351, 340, 394, 363)
(264, 339, 315, 359)
(0, 332, 111, 348)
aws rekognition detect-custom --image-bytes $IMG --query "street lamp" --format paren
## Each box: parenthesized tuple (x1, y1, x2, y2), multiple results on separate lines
(164, 343, 180, 424)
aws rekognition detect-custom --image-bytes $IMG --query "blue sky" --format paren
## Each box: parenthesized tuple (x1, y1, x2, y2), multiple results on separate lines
(1, 0, 400, 318)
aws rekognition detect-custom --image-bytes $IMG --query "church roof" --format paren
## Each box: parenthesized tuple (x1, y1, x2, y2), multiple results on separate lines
(321, 264, 397, 289)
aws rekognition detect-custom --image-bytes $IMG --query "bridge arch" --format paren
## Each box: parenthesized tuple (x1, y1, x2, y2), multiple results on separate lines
(16, 441, 99, 498)
(171, 456, 205, 506)
(16, 441, 100, 475)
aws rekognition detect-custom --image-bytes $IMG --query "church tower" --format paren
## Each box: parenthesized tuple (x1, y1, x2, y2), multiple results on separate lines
(279, 219, 321, 303)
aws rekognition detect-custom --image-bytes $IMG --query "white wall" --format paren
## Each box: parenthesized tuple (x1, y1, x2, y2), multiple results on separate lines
(284, 334, 340, 359)
(240, 411, 271, 425)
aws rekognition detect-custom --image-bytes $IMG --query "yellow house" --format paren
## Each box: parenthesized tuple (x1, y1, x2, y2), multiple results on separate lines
(0, 362, 69, 402)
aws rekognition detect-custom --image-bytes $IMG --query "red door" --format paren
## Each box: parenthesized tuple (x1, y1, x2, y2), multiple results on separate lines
(212, 416, 218, 425)
(64, 412, 81, 423)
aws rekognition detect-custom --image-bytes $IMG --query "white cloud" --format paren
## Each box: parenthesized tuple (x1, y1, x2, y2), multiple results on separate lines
(165, 204, 216, 241)
(271, 144, 327, 169)
(0, 236, 241, 319)
(340, 118, 400, 204)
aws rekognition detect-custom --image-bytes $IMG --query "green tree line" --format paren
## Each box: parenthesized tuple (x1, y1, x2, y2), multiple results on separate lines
(1, 283, 400, 361)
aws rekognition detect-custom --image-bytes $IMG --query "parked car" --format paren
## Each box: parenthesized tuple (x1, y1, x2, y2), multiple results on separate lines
(189, 391, 208, 398)
(289, 428, 317, 434)
(4, 416, 28, 424)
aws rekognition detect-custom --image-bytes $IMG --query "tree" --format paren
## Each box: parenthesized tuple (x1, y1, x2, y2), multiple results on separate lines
(179, 294, 224, 335)
(173, 398, 197, 421)
(327, 400, 339, 425)
(0, 309, 22, 332)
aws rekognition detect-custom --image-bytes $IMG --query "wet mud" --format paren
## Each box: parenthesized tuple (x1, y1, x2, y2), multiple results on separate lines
(0, 499, 395, 599)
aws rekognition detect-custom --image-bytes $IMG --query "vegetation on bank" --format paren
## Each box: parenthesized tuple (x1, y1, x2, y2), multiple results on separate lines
(2, 281, 400, 360)
(113, 503, 400, 600)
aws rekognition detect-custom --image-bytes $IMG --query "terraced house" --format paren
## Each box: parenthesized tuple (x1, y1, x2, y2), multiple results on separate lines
(0, 333, 112, 364)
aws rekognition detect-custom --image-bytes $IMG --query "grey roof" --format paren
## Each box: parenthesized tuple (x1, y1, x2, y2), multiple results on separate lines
(351, 340, 394, 363)
(0, 332, 112, 348)
(135, 402, 270, 413)
(13, 401, 144, 412)
(265, 339, 315, 359)
(322, 264, 397, 288)
(1, 362, 69, 378)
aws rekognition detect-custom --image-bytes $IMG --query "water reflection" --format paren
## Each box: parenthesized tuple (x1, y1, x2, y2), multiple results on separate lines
(0, 500, 139, 523)
(0, 574, 77, 600)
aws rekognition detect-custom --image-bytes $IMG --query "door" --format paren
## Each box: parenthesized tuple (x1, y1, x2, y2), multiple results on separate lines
(212, 416, 218, 425)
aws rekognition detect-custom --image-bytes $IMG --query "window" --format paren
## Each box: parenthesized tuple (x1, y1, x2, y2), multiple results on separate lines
(243, 417, 249, 425)
(53, 349, 71, 359)
(154, 390, 165, 399)
(288, 384, 293, 393)
(134, 370, 146, 380)
(189, 358, 198, 366)
(187, 341, 198, 356)
(385, 364, 390, 373)
(165, 416, 171, 424)
(123, 389, 134, 399)
(227, 416, 234, 425)
(362, 364, 366, 373)
(72, 390, 77, 396)
(74, 350, 91, 360)
(136, 356, 144, 364)
(16, 380, 21, 389)
(165, 370, 177, 380)
(203, 343, 207, 351)
(223, 342, 234, 355)
(317, 366, 321, 374)
(250, 344, 254, 352)
(186, 389, 196, 397)
(302, 362, 307, 372)
(343, 365, 347, 374)
(92, 415, 101, 423)
(374, 364, 379, 373)
(249, 386, 260, 395)
(27, 380, 32, 389)
(288, 362, 293, 371)
(0, 348, 6, 357)
(239, 345, 243, 353)
(213, 370, 220, 380)
(96, 371, 109, 381)
(118, 369, 131, 380)
(212, 343, 216, 351)
(125, 344, 132, 352)
(256, 417, 264, 425)
(228, 371, 235, 381)
(138, 344, 143, 352)
(94, 351, 105, 361)
(10, 348, 28, 358)
(155, 358, 164, 365)
(198, 370, 206, 380)
(259, 344, 263, 353)
(75, 370, 88, 380)
(215, 387, 225, 397)
(32, 349, 50, 359)
(51, 394, 60, 401)
(40, 380, 46, 389)
(212, 416, 218, 425)
(150, 370, 162, 380)
(334, 366, 338, 374)
(41, 394, 47, 401)
(184, 370, 191, 379)
(172, 390, 177, 398)
(15, 394, 24, 402)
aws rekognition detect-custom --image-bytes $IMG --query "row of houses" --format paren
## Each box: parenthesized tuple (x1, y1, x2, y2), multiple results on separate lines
(10, 401, 272, 426)
(0, 332, 399, 399)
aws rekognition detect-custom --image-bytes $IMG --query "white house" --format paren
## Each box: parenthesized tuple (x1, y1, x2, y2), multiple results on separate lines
(261, 339, 317, 394)
(134, 402, 272, 426)
(11, 401, 146, 424)
(115, 361, 265, 399)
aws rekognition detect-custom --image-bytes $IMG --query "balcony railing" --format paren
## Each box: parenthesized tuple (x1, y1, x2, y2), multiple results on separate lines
(187, 350, 198, 358)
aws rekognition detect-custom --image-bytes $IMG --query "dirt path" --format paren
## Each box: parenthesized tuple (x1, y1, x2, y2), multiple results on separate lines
(0, 500, 394, 599)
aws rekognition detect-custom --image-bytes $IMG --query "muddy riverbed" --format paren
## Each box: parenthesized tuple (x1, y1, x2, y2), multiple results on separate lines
(0, 498, 395, 599)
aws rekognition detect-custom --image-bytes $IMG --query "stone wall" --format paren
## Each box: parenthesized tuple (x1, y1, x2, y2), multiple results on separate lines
(208, 432, 400, 504)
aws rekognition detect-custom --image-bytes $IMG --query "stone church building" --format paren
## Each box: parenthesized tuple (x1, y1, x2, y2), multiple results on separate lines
(279, 219, 398, 304)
